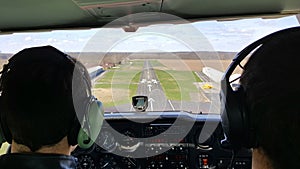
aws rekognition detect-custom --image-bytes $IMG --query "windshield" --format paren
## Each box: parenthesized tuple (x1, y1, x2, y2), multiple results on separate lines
(1, 14, 299, 114)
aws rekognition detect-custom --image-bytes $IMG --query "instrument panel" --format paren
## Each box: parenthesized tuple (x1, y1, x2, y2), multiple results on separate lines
(72, 112, 252, 169)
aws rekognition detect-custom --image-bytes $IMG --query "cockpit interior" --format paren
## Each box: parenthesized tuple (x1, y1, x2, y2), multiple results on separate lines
(1, 1, 300, 169)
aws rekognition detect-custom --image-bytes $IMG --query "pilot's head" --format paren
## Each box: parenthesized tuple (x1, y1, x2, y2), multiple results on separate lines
(239, 28, 300, 169)
(0, 46, 92, 153)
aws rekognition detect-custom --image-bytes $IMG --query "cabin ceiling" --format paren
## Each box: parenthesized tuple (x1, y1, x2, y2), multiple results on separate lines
(1, 0, 300, 32)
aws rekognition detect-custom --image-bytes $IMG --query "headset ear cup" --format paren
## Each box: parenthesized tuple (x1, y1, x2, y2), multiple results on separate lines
(77, 100, 104, 149)
(222, 83, 257, 149)
(221, 84, 247, 149)
(0, 126, 5, 145)
(0, 121, 12, 144)
(0, 96, 5, 144)
(67, 120, 80, 146)
(0, 96, 12, 145)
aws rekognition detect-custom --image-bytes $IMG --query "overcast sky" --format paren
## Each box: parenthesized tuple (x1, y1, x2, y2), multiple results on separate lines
(0, 15, 299, 53)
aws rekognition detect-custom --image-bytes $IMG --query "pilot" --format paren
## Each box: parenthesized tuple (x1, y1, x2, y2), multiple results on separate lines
(221, 27, 300, 169)
(0, 46, 103, 169)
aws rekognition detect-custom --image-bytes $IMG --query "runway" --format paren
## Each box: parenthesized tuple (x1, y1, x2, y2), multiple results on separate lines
(135, 60, 173, 111)
(103, 60, 221, 114)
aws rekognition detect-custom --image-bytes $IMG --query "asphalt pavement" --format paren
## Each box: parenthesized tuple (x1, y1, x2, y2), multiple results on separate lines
(135, 60, 173, 111)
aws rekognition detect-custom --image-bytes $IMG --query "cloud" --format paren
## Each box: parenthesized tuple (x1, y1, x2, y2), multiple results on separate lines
(47, 38, 56, 42)
(25, 36, 32, 41)
(1, 16, 298, 53)
(78, 38, 88, 42)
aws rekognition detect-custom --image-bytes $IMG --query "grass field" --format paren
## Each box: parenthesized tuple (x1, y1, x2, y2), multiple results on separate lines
(155, 69, 202, 101)
(150, 60, 165, 67)
(93, 61, 143, 107)
(93, 59, 203, 107)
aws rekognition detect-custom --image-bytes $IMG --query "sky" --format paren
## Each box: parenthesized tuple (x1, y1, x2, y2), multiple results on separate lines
(0, 15, 299, 53)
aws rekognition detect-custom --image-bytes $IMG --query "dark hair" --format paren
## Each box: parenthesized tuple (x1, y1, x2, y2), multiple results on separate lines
(240, 29, 300, 169)
(0, 46, 91, 152)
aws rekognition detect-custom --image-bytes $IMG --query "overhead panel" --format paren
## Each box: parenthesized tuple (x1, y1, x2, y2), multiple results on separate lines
(73, 0, 162, 20)
(1, 0, 300, 32)
(0, 0, 94, 31)
(161, 0, 285, 17)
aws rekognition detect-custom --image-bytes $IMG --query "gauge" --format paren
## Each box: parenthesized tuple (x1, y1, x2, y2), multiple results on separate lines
(77, 154, 96, 169)
(121, 157, 141, 169)
(118, 129, 141, 153)
(99, 154, 120, 169)
(120, 129, 138, 147)
(97, 130, 117, 152)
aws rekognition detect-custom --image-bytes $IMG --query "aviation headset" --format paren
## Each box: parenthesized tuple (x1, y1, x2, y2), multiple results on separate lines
(220, 26, 300, 149)
(0, 46, 104, 149)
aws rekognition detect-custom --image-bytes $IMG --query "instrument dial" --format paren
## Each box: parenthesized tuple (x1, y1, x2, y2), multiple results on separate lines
(121, 157, 141, 169)
(97, 130, 117, 152)
(99, 154, 120, 169)
(77, 154, 96, 169)
(120, 130, 138, 147)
